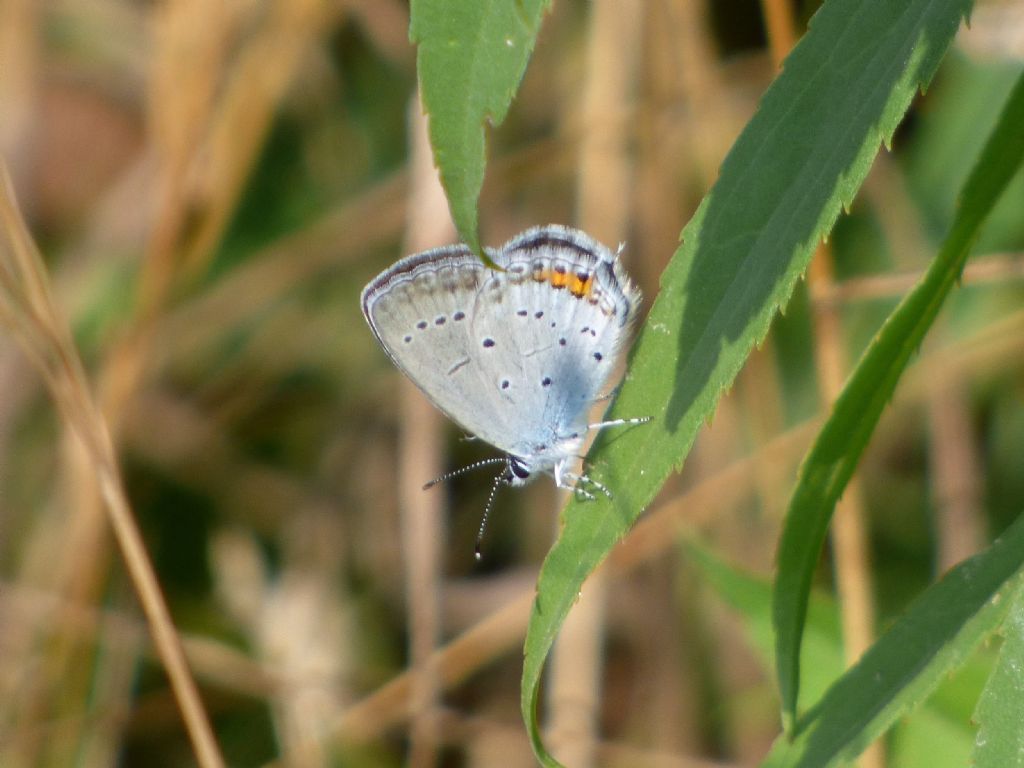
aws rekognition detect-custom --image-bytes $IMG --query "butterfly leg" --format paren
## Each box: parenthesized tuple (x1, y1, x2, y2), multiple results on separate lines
(557, 469, 612, 501)
(574, 472, 612, 499)
(587, 416, 651, 432)
(553, 462, 597, 500)
(569, 481, 597, 502)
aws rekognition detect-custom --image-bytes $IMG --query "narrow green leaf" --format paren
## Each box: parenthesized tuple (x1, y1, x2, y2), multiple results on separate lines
(890, 706, 975, 768)
(693, 540, 989, 768)
(773, 68, 1024, 729)
(972, 584, 1024, 768)
(762, 513, 1024, 768)
(891, 650, 994, 767)
(410, 0, 550, 256)
(521, 0, 972, 763)
(687, 540, 845, 709)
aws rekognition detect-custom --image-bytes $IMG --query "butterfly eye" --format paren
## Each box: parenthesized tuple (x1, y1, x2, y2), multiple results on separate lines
(509, 457, 531, 480)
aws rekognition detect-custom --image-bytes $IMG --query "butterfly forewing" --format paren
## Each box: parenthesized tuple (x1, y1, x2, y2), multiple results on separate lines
(361, 225, 641, 466)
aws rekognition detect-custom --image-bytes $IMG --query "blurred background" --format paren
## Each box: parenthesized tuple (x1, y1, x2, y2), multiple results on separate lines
(0, 0, 1023, 766)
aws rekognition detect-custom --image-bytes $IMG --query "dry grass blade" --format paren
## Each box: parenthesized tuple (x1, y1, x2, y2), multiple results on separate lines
(0, 160, 226, 768)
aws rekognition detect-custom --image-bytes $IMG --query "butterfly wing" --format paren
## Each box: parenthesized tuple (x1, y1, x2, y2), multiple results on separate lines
(477, 227, 640, 461)
(361, 245, 523, 452)
(361, 226, 641, 464)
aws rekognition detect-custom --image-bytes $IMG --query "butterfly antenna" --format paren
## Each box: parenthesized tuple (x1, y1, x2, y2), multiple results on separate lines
(474, 465, 509, 561)
(422, 457, 507, 491)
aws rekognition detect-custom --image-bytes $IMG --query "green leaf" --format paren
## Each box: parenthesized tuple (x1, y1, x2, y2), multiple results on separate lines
(692, 540, 992, 768)
(773, 67, 1024, 729)
(891, 649, 994, 767)
(761, 513, 1024, 768)
(890, 706, 975, 768)
(410, 0, 550, 256)
(972, 584, 1024, 768)
(905, 53, 1024, 248)
(521, 0, 974, 762)
(687, 539, 845, 709)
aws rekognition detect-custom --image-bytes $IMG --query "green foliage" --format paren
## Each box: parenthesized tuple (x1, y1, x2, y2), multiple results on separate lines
(479, 0, 971, 761)
(891, 707, 975, 768)
(761, 515, 1024, 767)
(692, 538, 992, 768)
(410, 0, 552, 257)
(773, 68, 1024, 731)
(973, 587, 1024, 767)
(686, 540, 845, 711)
(906, 54, 1024, 250)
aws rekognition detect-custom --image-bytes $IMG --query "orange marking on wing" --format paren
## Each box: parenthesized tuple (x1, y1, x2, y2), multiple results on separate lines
(550, 269, 569, 289)
(569, 273, 594, 298)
